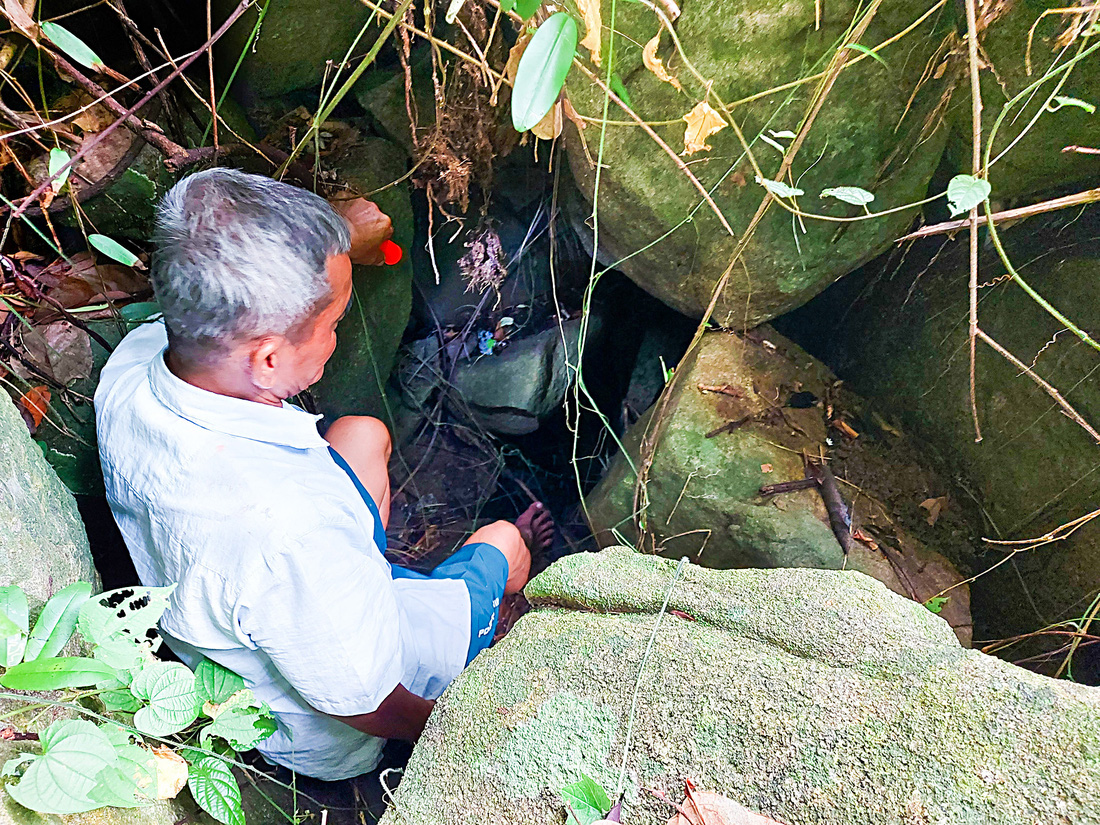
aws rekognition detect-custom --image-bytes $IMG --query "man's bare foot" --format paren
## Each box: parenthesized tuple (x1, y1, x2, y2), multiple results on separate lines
(516, 502, 554, 555)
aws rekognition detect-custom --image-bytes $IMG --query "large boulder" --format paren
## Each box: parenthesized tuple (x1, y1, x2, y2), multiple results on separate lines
(311, 137, 414, 424)
(0, 391, 98, 605)
(945, 0, 1100, 200)
(586, 327, 973, 641)
(212, 0, 377, 102)
(382, 548, 1100, 825)
(562, 0, 952, 325)
(779, 206, 1100, 642)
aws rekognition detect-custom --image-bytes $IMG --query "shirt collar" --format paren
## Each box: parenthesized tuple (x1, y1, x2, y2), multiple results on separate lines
(148, 344, 327, 450)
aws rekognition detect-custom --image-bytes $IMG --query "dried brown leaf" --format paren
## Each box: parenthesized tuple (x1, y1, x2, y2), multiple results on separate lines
(40, 322, 93, 384)
(17, 385, 50, 431)
(667, 791, 787, 825)
(578, 0, 603, 66)
(562, 96, 587, 131)
(4, 0, 37, 37)
(531, 100, 563, 141)
(643, 34, 681, 90)
(919, 496, 949, 527)
(152, 746, 188, 799)
(682, 100, 726, 155)
(505, 33, 532, 84)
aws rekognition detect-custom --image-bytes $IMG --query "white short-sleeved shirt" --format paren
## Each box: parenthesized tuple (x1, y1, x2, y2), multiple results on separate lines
(94, 321, 471, 780)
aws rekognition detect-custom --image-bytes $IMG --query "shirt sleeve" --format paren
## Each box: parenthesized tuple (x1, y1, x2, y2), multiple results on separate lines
(237, 523, 404, 717)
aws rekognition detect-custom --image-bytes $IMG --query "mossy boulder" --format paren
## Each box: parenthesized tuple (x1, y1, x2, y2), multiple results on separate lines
(212, 0, 377, 101)
(561, 0, 951, 325)
(311, 138, 414, 425)
(0, 391, 98, 606)
(586, 328, 972, 641)
(381, 548, 1100, 825)
(946, 0, 1100, 200)
(787, 206, 1100, 642)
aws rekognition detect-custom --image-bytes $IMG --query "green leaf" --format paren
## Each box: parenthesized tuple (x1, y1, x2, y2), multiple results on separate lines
(754, 175, 804, 199)
(40, 21, 104, 71)
(0, 656, 118, 690)
(87, 234, 140, 267)
(1049, 95, 1096, 114)
(102, 688, 144, 713)
(514, 0, 541, 20)
(130, 662, 201, 736)
(188, 756, 244, 825)
(845, 42, 887, 68)
(924, 595, 950, 614)
(511, 12, 578, 132)
(609, 72, 632, 109)
(5, 720, 117, 814)
(0, 585, 29, 668)
(89, 743, 155, 808)
(93, 637, 149, 671)
(78, 584, 175, 648)
(561, 774, 611, 825)
(195, 659, 245, 705)
(500, 0, 516, 10)
(201, 705, 276, 751)
(820, 186, 876, 206)
(48, 148, 72, 193)
(24, 582, 92, 662)
(946, 174, 991, 217)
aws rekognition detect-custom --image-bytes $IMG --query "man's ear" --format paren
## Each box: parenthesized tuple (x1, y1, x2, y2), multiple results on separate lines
(247, 336, 284, 390)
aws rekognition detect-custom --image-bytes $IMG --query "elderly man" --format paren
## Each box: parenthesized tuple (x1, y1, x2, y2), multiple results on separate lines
(94, 168, 553, 782)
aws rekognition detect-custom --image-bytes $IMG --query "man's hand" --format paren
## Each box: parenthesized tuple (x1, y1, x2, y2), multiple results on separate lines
(330, 197, 394, 267)
(330, 683, 434, 742)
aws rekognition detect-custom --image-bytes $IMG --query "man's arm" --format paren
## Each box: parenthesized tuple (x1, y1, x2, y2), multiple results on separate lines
(331, 683, 434, 742)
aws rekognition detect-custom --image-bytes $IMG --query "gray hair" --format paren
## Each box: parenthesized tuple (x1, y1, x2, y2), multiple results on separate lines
(151, 168, 351, 354)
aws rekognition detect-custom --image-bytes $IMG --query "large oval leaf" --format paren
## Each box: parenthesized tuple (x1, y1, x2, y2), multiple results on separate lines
(188, 756, 244, 825)
(131, 662, 201, 736)
(0, 656, 117, 690)
(40, 21, 104, 71)
(195, 658, 245, 705)
(24, 581, 93, 662)
(0, 585, 29, 668)
(5, 720, 117, 815)
(512, 12, 578, 132)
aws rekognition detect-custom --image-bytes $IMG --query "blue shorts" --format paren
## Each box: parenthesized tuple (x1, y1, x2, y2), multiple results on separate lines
(328, 447, 508, 664)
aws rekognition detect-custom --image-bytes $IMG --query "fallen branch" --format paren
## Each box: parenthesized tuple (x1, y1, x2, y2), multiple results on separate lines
(897, 186, 1100, 241)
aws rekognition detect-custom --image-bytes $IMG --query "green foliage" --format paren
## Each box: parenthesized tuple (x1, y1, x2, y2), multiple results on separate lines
(0, 656, 117, 690)
(1049, 95, 1095, 114)
(3, 720, 119, 814)
(845, 42, 887, 68)
(187, 756, 245, 825)
(196, 658, 245, 704)
(0, 585, 29, 668)
(87, 234, 141, 267)
(24, 582, 92, 661)
(504, 0, 542, 21)
(511, 12, 578, 132)
(820, 186, 875, 207)
(924, 595, 950, 614)
(946, 174, 991, 217)
(40, 21, 104, 71)
(0, 581, 269, 825)
(130, 662, 202, 736)
(755, 176, 804, 199)
(561, 773, 611, 825)
(609, 73, 632, 109)
(47, 148, 71, 192)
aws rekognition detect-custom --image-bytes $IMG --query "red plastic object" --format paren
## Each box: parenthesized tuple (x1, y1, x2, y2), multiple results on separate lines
(380, 239, 403, 266)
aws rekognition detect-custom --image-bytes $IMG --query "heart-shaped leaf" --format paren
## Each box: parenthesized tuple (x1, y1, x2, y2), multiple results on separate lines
(561, 773, 611, 825)
(40, 21, 104, 71)
(512, 12, 578, 132)
(130, 662, 201, 736)
(946, 174, 991, 217)
(0, 585, 29, 668)
(187, 756, 244, 825)
(755, 176, 804, 199)
(87, 234, 140, 267)
(0, 656, 118, 690)
(48, 148, 72, 194)
(195, 658, 245, 705)
(24, 581, 92, 662)
(5, 720, 117, 814)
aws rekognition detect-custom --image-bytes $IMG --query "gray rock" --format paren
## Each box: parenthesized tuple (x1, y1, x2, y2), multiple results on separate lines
(450, 320, 583, 435)
(0, 391, 98, 609)
(562, 0, 951, 325)
(382, 548, 1100, 825)
(586, 327, 972, 641)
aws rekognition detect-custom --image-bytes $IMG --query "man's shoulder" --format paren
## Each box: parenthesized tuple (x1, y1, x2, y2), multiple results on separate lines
(96, 320, 168, 406)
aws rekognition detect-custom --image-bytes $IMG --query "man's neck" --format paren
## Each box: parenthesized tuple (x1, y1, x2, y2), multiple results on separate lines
(165, 349, 283, 407)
